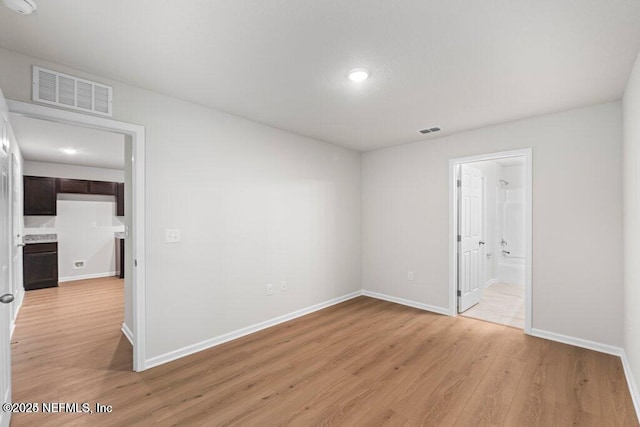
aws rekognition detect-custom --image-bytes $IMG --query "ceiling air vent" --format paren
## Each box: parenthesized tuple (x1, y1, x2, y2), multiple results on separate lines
(32, 66, 113, 116)
(419, 127, 442, 135)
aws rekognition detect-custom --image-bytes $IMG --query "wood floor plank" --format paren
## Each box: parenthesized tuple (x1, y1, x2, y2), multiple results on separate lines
(9, 278, 639, 426)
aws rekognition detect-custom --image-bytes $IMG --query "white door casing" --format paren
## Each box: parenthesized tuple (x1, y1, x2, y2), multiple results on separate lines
(0, 90, 12, 427)
(7, 100, 147, 371)
(10, 153, 21, 331)
(458, 164, 484, 312)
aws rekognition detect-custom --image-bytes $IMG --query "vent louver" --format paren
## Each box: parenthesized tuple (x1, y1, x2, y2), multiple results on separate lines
(419, 127, 442, 134)
(32, 66, 113, 116)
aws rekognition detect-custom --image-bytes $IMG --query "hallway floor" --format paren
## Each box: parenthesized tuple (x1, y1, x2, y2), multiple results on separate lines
(462, 282, 525, 328)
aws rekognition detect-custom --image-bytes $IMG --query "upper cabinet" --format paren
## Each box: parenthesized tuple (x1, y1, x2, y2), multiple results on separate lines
(24, 176, 57, 215)
(90, 181, 116, 195)
(58, 178, 89, 194)
(24, 175, 124, 216)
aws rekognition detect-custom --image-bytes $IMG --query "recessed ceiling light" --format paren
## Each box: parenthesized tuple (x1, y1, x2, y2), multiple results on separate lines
(61, 148, 77, 155)
(348, 69, 369, 82)
(2, 0, 37, 15)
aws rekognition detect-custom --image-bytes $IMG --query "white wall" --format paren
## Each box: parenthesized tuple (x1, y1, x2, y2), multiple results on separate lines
(363, 101, 623, 346)
(502, 165, 524, 189)
(623, 50, 640, 399)
(22, 162, 126, 282)
(498, 165, 525, 260)
(24, 195, 124, 282)
(469, 160, 500, 285)
(23, 160, 124, 182)
(0, 47, 362, 361)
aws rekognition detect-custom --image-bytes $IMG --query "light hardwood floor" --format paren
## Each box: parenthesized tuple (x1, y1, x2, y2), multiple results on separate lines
(10, 277, 638, 426)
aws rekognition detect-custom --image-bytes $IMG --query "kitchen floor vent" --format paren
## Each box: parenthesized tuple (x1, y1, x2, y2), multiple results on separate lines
(32, 66, 113, 116)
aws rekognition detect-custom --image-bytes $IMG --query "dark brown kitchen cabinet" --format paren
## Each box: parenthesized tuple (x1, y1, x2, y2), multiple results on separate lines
(89, 180, 117, 195)
(23, 242, 58, 290)
(116, 182, 125, 216)
(24, 176, 57, 215)
(57, 178, 89, 194)
(24, 176, 125, 217)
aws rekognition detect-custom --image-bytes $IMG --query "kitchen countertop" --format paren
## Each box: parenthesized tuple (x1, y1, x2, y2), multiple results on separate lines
(115, 232, 126, 239)
(23, 233, 58, 244)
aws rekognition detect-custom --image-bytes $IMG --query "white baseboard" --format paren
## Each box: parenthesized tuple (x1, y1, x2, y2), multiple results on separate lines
(362, 290, 450, 316)
(145, 290, 363, 369)
(484, 278, 498, 288)
(529, 328, 623, 356)
(10, 290, 24, 338)
(59, 271, 117, 282)
(121, 322, 134, 345)
(620, 350, 640, 421)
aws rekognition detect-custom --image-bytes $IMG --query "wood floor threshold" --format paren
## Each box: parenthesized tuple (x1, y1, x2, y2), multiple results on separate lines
(10, 277, 638, 426)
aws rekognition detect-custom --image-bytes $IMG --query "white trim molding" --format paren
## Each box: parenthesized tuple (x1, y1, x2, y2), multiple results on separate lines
(7, 99, 147, 372)
(59, 271, 117, 283)
(9, 295, 23, 339)
(145, 291, 363, 369)
(121, 322, 134, 346)
(530, 328, 623, 356)
(620, 350, 640, 421)
(362, 290, 450, 316)
(449, 148, 533, 334)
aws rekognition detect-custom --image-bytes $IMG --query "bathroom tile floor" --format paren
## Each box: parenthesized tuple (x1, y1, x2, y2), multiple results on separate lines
(461, 282, 524, 329)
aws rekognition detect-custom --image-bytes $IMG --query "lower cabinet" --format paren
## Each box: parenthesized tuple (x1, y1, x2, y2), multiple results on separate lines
(23, 243, 58, 291)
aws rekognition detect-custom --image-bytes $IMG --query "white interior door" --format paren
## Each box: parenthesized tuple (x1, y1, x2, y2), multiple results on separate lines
(10, 153, 21, 328)
(458, 164, 484, 312)
(0, 92, 13, 427)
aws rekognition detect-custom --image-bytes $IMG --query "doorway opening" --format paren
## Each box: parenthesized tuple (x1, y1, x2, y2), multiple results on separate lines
(449, 149, 532, 333)
(7, 100, 146, 371)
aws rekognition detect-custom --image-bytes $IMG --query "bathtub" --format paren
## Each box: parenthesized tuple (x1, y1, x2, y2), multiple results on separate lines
(497, 256, 524, 286)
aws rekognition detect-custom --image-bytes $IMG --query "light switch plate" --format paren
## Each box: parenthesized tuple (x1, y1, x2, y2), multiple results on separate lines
(165, 229, 181, 243)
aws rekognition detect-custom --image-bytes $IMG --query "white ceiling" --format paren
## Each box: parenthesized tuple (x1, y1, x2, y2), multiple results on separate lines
(9, 114, 125, 169)
(1, 1, 639, 151)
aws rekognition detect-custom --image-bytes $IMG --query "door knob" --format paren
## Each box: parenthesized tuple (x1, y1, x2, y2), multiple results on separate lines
(0, 294, 14, 304)
(479, 241, 485, 245)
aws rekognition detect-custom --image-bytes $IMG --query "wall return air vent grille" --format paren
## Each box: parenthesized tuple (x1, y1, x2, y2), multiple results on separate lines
(32, 66, 113, 116)
(419, 127, 441, 135)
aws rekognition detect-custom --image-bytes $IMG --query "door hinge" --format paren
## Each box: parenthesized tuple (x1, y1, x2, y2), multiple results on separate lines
(457, 179, 461, 188)
(457, 290, 461, 297)
(457, 235, 461, 242)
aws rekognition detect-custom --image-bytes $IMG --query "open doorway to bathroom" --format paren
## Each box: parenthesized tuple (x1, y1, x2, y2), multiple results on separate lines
(450, 149, 532, 332)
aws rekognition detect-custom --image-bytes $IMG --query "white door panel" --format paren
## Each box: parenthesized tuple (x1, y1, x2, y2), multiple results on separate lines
(458, 164, 484, 312)
(0, 89, 12, 427)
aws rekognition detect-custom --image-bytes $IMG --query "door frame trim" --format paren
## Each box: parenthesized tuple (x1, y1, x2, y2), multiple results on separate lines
(7, 100, 147, 371)
(449, 148, 532, 334)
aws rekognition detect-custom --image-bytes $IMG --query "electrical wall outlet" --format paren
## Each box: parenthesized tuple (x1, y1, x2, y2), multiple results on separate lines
(281, 281, 287, 291)
(73, 260, 86, 270)
(165, 229, 181, 243)
(408, 271, 414, 281)
(266, 284, 274, 296)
